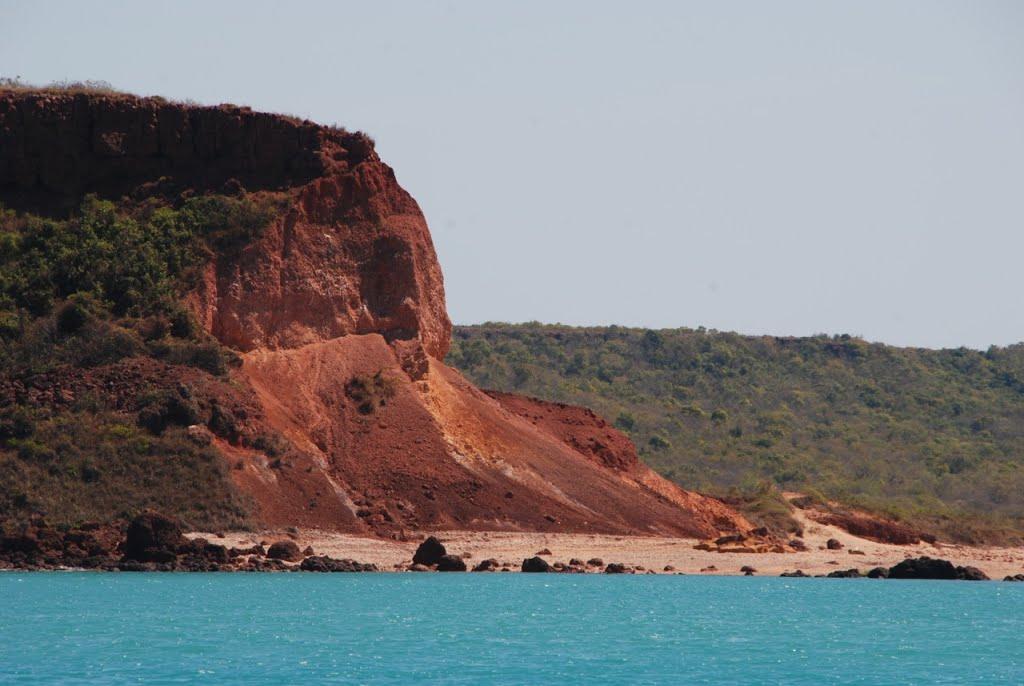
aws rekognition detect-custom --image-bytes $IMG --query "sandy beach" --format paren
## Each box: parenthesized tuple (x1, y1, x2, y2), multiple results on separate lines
(193, 507, 1024, 578)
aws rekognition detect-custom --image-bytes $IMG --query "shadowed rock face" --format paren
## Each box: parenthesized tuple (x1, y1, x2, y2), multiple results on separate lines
(0, 91, 333, 210)
(0, 89, 751, 538)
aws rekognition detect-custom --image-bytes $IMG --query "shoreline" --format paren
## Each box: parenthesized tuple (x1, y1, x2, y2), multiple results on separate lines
(187, 510, 1024, 578)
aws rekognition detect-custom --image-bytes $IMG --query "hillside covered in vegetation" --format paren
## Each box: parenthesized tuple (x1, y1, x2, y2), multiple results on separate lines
(448, 324, 1024, 543)
(0, 191, 278, 529)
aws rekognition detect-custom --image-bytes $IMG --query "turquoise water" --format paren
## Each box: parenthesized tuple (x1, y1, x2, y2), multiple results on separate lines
(0, 574, 1021, 684)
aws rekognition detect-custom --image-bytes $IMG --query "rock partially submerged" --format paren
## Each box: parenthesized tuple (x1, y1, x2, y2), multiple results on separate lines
(826, 568, 862, 578)
(299, 556, 378, 572)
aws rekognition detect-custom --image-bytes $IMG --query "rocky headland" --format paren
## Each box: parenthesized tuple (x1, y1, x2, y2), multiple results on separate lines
(2, 88, 1022, 581)
(0, 88, 751, 552)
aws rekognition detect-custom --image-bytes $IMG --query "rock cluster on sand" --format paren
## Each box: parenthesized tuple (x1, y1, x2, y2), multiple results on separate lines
(299, 556, 378, 572)
(0, 511, 382, 573)
(780, 557, 991, 581)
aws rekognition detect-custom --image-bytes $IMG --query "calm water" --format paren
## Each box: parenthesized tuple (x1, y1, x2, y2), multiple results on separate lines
(0, 573, 1021, 685)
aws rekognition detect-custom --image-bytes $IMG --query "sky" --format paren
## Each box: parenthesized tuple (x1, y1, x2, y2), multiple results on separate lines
(2, 1, 1022, 349)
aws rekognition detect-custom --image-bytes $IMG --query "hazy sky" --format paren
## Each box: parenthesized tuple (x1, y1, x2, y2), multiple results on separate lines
(3, 1, 1022, 349)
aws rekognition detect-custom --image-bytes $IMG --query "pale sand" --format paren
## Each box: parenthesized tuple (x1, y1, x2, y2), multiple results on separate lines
(194, 506, 1024, 578)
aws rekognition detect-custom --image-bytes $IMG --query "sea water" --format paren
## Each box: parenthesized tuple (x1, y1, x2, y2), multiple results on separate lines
(0, 573, 1021, 684)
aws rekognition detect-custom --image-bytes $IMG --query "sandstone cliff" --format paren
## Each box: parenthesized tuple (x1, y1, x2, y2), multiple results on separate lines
(0, 89, 749, 538)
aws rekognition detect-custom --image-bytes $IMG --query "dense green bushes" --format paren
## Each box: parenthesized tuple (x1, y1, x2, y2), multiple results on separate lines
(449, 324, 1024, 543)
(0, 193, 274, 376)
(0, 193, 274, 322)
(0, 192, 275, 529)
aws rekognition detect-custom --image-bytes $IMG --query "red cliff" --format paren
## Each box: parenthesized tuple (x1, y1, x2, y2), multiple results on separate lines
(0, 89, 749, 538)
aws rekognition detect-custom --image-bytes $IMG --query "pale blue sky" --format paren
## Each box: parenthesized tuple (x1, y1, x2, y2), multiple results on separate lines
(3, 1, 1022, 349)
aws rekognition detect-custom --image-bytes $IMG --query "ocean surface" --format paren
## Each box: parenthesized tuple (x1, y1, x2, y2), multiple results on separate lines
(0, 573, 1021, 685)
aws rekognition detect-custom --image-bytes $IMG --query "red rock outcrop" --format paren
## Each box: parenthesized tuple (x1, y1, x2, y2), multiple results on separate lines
(0, 89, 750, 538)
(0, 89, 451, 359)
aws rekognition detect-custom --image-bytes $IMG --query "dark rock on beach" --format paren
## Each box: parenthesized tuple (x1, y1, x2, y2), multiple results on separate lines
(412, 536, 447, 566)
(437, 554, 468, 572)
(299, 556, 378, 572)
(124, 511, 187, 562)
(604, 563, 629, 574)
(266, 540, 302, 561)
(826, 568, 862, 578)
(887, 557, 989, 581)
(472, 558, 501, 572)
(956, 565, 989, 581)
(521, 556, 552, 572)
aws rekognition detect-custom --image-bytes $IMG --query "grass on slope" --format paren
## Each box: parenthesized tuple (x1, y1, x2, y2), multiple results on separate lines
(448, 324, 1024, 544)
(0, 193, 278, 529)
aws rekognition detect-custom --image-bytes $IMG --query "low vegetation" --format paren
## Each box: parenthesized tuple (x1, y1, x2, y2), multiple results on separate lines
(449, 324, 1024, 544)
(0, 76, 124, 95)
(0, 409, 250, 530)
(0, 192, 278, 529)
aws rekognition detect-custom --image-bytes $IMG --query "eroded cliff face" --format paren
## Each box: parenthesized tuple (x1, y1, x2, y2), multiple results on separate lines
(0, 89, 749, 538)
(0, 89, 451, 359)
(187, 133, 451, 358)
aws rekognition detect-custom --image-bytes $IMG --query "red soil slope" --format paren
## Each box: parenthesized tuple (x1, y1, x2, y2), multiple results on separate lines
(0, 90, 750, 538)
